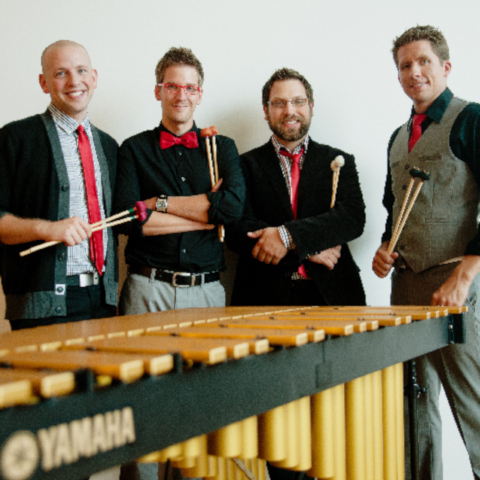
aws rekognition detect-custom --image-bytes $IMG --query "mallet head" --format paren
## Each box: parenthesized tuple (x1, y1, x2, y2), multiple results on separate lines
(409, 167, 430, 181)
(331, 155, 345, 171)
(200, 128, 213, 138)
(135, 201, 148, 222)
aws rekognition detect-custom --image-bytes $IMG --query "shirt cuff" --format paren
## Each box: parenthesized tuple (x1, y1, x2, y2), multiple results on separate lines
(278, 225, 295, 250)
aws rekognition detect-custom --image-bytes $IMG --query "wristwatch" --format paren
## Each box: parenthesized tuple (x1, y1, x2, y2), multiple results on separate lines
(155, 194, 168, 213)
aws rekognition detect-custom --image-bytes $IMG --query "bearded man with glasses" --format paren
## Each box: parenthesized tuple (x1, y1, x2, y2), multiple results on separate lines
(113, 46, 245, 323)
(227, 68, 365, 312)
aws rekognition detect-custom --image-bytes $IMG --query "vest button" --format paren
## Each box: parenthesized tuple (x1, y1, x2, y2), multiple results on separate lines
(55, 307, 62, 314)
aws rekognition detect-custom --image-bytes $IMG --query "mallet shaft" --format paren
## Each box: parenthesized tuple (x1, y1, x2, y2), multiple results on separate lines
(91, 214, 138, 233)
(391, 177, 415, 244)
(388, 181, 425, 255)
(212, 136, 219, 184)
(330, 169, 340, 208)
(205, 138, 215, 187)
(90, 208, 135, 228)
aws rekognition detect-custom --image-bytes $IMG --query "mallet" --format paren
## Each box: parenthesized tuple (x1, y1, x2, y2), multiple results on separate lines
(210, 125, 225, 241)
(200, 128, 215, 186)
(19, 201, 148, 257)
(210, 126, 219, 182)
(201, 126, 224, 242)
(387, 168, 430, 255)
(390, 167, 423, 246)
(330, 155, 345, 208)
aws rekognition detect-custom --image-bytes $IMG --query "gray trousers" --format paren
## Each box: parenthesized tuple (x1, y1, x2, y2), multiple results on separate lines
(119, 273, 225, 480)
(392, 263, 480, 480)
(119, 273, 226, 314)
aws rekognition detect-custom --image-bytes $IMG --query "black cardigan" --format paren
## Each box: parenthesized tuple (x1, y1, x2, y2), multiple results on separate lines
(0, 111, 118, 320)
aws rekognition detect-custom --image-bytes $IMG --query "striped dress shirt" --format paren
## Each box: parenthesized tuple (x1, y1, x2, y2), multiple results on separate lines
(49, 104, 107, 275)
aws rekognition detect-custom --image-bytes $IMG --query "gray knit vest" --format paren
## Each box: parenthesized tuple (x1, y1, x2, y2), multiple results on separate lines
(390, 97, 479, 273)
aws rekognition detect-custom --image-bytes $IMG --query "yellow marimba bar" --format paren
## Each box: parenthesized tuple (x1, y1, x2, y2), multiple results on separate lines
(0, 306, 467, 480)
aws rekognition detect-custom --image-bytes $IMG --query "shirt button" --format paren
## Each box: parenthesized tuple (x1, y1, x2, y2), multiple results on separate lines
(178, 151, 183, 156)
(55, 307, 62, 314)
(181, 177, 186, 182)
(61, 185, 69, 191)
(182, 249, 187, 253)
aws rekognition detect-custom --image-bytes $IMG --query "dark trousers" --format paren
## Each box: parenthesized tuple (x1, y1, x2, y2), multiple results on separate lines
(10, 283, 116, 330)
(284, 279, 327, 307)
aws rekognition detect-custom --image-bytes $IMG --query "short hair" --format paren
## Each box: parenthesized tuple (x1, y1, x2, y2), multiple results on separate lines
(262, 68, 314, 107)
(155, 47, 204, 86)
(41, 40, 89, 73)
(392, 25, 450, 67)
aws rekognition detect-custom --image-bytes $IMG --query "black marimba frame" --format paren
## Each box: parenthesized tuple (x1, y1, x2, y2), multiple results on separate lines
(0, 312, 465, 480)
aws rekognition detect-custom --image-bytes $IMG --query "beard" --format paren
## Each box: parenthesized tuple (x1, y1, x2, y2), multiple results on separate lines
(267, 112, 311, 142)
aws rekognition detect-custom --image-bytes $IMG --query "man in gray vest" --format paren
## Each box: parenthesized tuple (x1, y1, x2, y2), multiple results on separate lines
(372, 26, 480, 479)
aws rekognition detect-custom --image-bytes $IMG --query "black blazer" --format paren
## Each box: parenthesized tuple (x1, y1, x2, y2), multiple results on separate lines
(227, 139, 366, 306)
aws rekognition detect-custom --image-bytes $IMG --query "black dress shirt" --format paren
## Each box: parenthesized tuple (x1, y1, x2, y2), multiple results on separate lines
(382, 88, 480, 255)
(113, 122, 245, 273)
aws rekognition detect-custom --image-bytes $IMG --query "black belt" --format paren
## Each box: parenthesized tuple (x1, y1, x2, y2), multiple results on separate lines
(130, 265, 220, 288)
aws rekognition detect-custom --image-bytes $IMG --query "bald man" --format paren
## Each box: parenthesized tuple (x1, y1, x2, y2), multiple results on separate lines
(0, 40, 118, 330)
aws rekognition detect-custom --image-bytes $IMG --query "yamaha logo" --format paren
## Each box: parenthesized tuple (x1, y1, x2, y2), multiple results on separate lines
(0, 407, 135, 479)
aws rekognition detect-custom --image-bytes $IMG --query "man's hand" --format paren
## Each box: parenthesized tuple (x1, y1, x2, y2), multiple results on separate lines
(431, 256, 480, 306)
(0, 214, 91, 246)
(143, 197, 156, 210)
(308, 246, 342, 270)
(39, 217, 91, 246)
(211, 178, 223, 192)
(248, 227, 288, 265)
(372, 241, 398, 278)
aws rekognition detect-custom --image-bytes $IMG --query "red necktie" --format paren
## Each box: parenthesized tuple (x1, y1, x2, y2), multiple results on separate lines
(77, 125, 104, 276)
(408, 114, 427, 152)
(282, 148, 307, 278)
(160, 131, 199, 149)
(282, 148, 304, 219)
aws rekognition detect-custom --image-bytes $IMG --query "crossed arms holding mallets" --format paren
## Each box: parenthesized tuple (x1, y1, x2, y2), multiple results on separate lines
(138, 126, 227, 238)
(247, 227, 342, 268)
(140, 181, 222, 236)
(248, 156, 345, 268)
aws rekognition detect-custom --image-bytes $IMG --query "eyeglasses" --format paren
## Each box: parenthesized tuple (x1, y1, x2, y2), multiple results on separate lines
(267, 99, 309, 109)
(157, 83, 202, 95)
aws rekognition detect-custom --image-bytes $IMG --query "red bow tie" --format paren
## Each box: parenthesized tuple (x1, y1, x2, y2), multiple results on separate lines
(160, 130, 199, 149)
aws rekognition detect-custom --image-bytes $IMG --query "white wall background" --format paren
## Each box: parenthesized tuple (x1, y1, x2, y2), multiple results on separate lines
(0, 0, 478, 478)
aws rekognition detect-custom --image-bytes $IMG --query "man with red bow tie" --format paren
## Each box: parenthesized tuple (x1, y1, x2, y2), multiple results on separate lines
(113, 47, 245, 317)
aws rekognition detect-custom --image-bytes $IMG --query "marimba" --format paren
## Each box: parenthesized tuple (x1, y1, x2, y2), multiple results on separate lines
(0, 306, 466, 480)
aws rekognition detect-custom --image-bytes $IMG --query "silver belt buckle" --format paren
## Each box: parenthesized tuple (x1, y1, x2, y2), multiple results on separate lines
(79, 272, 99, 287)
(172, 272, 196, 288)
